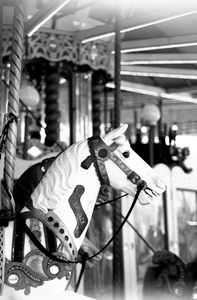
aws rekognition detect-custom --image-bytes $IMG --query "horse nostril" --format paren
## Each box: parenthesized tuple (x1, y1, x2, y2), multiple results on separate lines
(157, 178, 166, 190)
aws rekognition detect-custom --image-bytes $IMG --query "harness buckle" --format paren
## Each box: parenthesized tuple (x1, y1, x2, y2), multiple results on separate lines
(127, 171, 141, 184)
(127, 172, 147, 190)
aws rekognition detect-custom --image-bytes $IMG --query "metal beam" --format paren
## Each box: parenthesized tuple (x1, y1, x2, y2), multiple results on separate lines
(167, 85, 197, 94)
(121, 65, 197, 80)
(75, 1, 197, 42)
(24, 0, 70, 36)
(108, 34, 197, 52)
(55, 0, 106, 20)
(107, 80, 197, 103)
(121, 53, 197, 64)
(120, 80, 165, 94)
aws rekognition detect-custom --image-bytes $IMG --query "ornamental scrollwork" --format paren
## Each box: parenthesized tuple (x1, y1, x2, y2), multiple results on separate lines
(27, 32, 79, 63)
(5, 249, 72, 295)
(2, 28, 112, 73)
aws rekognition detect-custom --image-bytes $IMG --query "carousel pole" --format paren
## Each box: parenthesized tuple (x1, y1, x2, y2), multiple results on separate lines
(113, 1, 124, 300)
(0, 0, 25, 295)
(0, 0, 3, 294)
(0, 0, 2, 132)
(44, 63, 61, 146)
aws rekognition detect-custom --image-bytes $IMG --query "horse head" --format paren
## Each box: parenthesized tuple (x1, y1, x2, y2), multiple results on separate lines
(22, 123, 166, 267)
(93, 124, 166, 205)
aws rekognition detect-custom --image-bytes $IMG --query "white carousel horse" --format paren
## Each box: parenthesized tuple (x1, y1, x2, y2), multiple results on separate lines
(2, 124, 166, 300)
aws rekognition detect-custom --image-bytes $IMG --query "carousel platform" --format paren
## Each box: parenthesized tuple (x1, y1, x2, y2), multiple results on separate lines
(3, 284, 96, 300)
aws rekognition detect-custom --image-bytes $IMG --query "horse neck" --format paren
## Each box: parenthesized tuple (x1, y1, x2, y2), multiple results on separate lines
(53, 163, 101, 250)
(31, 139, 101, 251)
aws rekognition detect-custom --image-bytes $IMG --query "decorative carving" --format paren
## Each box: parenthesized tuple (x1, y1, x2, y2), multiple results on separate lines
(27, 32, 78, 63)
(0, 228, 4, 288)
(143, 250, 197, 300)
(2, 28, 111, 73)
(5, 259, 44, 295)
(79, 42, 111, 71)
(5, 248, 72, 295)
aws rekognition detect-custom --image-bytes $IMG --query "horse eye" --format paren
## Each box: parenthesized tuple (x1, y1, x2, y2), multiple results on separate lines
(122, 151, 130, 158)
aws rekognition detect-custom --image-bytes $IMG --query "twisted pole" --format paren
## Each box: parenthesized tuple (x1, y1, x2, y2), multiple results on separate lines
(113, 1, 124, 300)
(0, 0, 3, 294)
(0, 0, 25, 294)
(92, 72, 105, 136)
(44, 64, 61, 146)
(0, 0, 2, 132)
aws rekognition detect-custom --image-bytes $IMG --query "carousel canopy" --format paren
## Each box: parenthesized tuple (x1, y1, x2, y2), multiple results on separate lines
(2, 0, 197, 134)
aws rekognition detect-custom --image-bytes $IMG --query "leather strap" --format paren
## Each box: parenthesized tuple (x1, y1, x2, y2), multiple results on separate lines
(82, 136, 145, 189)
(23, 201, 77, 263)
(87, 136, 110, 185)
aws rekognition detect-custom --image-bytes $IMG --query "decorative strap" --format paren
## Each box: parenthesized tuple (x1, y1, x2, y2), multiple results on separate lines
(23, 202, 77, 263)
(82, 136, 146, 190)
(81, 136, 119, 186)
(88, 136, 110, 185)
(109, 151, 147, 188)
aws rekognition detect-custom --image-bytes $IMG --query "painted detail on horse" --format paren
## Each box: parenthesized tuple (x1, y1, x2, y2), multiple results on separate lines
(69, 185, 88, 238)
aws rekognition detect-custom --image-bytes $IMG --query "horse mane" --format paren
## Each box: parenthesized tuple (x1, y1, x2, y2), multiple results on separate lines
(31, 139, 88, 214)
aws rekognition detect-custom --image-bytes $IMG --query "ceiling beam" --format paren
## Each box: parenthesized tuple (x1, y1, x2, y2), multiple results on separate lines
(121, 53, 197, 64)
(108, 34, 197, 52)
(107, 80, 197, 103)
(24, 0, 70, 37)
(119, 80, 165, 94)
(74, 1, 197, 42)
(118, 80, 197, 99)
(121, 65, 197, 80)
(106, 80, 163, 97)
(167, 85, 197, 94)
(54, 0, 106, 20)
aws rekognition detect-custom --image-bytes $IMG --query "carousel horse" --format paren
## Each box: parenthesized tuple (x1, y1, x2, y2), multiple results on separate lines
(2, 124, 166, 300)
(143, 250, 197, 300)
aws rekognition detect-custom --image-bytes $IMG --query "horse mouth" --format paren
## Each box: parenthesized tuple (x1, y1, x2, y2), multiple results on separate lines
(144, 187, 160, 198)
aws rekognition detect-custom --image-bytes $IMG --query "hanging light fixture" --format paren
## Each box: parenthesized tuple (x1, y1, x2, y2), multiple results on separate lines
(141, 103, 161, 126)
(20, 84, 40, 107)
(141, 103, 161, 166)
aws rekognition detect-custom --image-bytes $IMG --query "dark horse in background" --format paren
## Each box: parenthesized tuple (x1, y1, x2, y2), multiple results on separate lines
(143, 249, 197, 300)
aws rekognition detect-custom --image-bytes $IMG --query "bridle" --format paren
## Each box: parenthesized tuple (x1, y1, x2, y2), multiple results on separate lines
(81, 136, 148, 192)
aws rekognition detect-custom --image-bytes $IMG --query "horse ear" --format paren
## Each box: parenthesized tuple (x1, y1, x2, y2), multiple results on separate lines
(103, 124, 128, 143)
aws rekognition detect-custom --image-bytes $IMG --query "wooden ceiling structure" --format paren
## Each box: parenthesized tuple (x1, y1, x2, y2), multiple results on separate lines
(3, 0, 197, 135)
